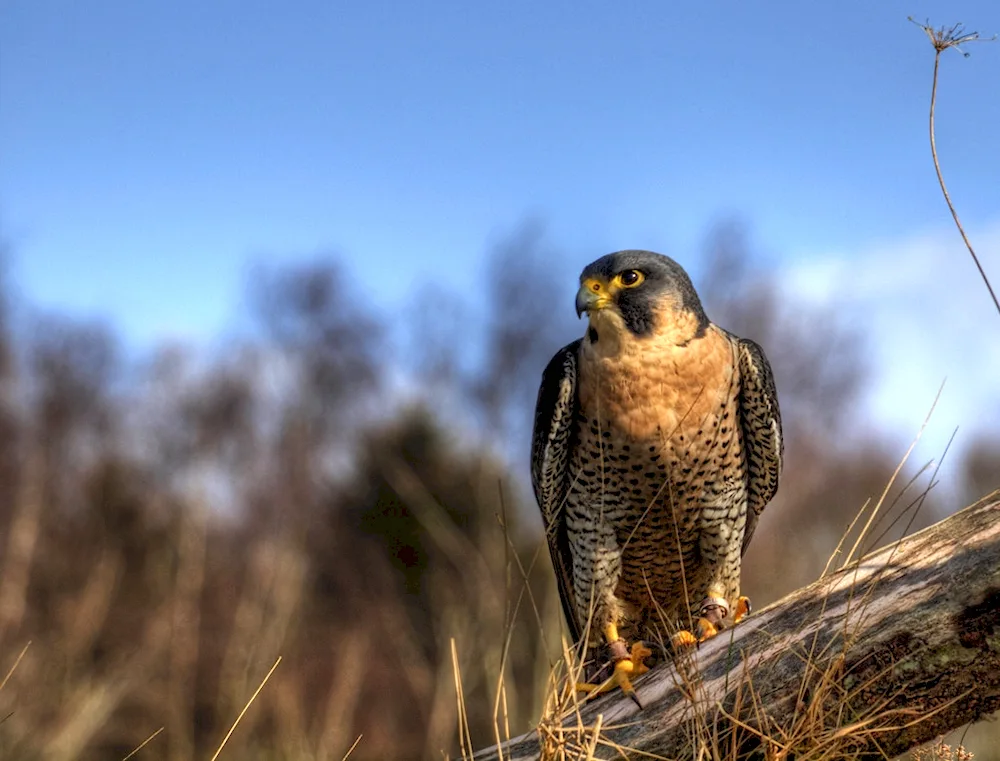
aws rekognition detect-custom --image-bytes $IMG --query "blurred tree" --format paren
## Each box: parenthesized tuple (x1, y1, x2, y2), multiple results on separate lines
(135, 345, 260, 487)
(0, 245, 13, 389)
(0, 248, 18, 532)
(471, 221, 577, 439)
(29, 314, 118, 463)
(404, 283, 469, 399)
(247, 258, 387, 532)
(302, 405, 556, 758)
(0, 248, 24, 649)
(179, 354, 259, 471)
(250, 259, 383, 433)
(960, 435, 1000, 502)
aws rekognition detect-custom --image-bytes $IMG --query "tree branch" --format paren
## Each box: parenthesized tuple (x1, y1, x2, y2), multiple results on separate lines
(475, 494, 1000, 760)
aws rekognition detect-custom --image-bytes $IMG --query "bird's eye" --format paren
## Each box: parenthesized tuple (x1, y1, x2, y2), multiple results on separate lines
(618, 270, 644, 288)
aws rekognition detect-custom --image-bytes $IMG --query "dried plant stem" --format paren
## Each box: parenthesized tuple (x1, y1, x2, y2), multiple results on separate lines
(209, 656, 282, 761)
(121, 726, 164, 760)
(451, 638, 476, 761)
(913, 18, 1000, 318)
(839, 382, 942, 571)
(0, 640, 30, 691)
(340, 734, 362, 761)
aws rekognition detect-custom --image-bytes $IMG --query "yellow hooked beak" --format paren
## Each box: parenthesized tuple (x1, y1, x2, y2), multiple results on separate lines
(576, 278, 613, 317)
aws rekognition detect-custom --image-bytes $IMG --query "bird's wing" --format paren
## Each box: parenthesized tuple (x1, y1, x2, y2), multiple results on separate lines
(530, 339, 583, 643)
(736, 337, 783, 555)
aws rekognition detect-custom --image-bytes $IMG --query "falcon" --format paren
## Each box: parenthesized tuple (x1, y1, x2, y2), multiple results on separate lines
(530, 250, 782, 706)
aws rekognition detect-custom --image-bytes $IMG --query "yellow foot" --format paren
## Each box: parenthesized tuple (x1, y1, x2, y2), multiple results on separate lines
(671, 595, 736, 649)
(576, 642, 652, 709)
(670, 617, 719, 649)
(733, 596, 752, 623)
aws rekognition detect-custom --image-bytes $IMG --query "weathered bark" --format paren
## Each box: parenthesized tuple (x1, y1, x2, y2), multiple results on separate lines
(476, 494, 1000, 760)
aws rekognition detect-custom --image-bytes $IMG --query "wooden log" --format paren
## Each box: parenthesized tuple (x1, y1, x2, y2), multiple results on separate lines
(475, 494, 1000, 760)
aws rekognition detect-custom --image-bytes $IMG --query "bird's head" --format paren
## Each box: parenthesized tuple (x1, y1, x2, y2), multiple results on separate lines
(575, 250, 709, 345)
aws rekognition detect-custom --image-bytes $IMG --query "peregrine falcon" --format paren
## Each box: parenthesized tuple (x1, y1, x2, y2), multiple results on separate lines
(530, 250, 782, 706)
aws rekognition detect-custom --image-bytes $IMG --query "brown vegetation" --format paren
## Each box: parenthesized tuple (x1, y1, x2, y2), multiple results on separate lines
(0, 224, 997, 760)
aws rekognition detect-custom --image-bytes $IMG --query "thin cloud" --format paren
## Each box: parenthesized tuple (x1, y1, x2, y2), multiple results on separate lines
(781, 219, 1000, 460)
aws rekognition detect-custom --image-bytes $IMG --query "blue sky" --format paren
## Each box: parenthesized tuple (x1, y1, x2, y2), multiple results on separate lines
(2, 1, 999, 462)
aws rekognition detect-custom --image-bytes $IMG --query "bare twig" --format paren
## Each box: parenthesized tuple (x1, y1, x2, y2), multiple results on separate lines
(909, 17, 999, 318)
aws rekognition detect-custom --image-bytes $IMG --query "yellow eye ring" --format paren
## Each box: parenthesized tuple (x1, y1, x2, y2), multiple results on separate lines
(616, 270, 644, 288)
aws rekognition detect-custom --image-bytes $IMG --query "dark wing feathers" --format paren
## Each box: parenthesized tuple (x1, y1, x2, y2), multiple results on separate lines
(735, 337, 783, 555)
(530, 339, 582, 642)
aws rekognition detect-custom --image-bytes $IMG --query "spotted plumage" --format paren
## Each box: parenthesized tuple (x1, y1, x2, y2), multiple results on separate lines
(531, 250, 782, 697)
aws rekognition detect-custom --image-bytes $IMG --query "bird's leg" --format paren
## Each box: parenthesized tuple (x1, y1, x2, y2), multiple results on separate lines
(733, 595, 752, 623)
(671, 595, 733, 649)
(671, 592, 753, 648)
(576, 622, 652, 708)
